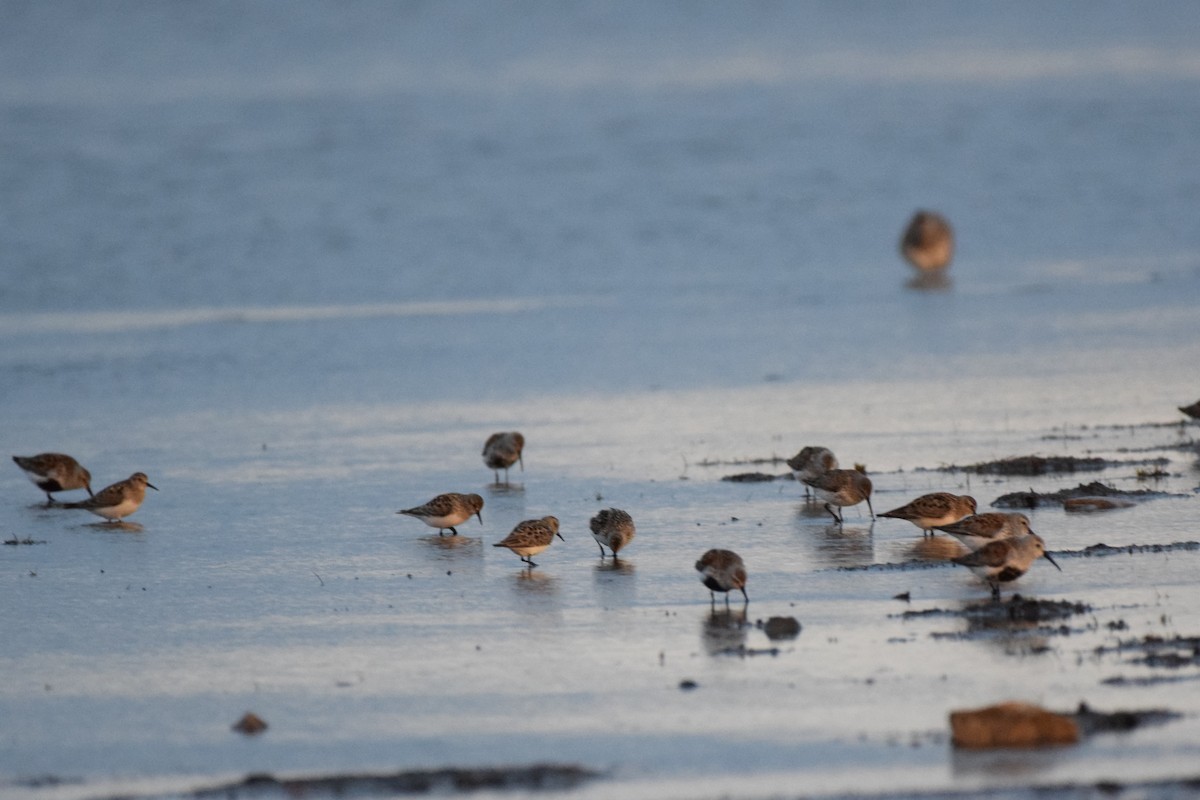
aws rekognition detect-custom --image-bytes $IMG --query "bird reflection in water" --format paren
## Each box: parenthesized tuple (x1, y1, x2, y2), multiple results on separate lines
(421, 533, 481, 553)
(906, 272, 953, 292)
(512, 568, 559, 596)
(88, 521, 144, 533)
(486, 481, 525, 496)
(594, 558, 635, 576)
(906, 535, 968, 563)
(701, 607, 748, 656)
(419, 534, 484, 577)
(812, 522, 875, 568)
(593, 558, 636, 608)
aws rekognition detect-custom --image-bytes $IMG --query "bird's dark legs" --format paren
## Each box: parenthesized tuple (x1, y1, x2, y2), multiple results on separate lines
(825, 503, 843, 524)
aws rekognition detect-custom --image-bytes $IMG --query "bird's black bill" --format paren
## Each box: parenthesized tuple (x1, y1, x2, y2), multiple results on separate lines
(1043, 552, 1062, 571)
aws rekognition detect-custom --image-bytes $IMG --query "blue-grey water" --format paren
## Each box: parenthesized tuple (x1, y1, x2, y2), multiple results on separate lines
(3, 3, 1200, 798)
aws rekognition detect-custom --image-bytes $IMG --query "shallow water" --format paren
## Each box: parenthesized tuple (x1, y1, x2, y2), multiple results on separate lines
(3, 3, 1200, 799)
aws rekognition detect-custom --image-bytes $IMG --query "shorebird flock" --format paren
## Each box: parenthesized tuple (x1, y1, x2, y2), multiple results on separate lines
(19, 213, 1188, 605)
(385, 424, 1066, 605)
(14, 425, 1066, 606)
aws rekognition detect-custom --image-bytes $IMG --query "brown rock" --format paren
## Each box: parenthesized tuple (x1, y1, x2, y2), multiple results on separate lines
(950, 701, 1079, 749)
(232, 711, 269, 735)
(1064, 496, 1135, 512)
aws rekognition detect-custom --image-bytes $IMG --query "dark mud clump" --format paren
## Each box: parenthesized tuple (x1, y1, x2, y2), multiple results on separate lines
(1096, 634, 1200, 668)
(939, 454, 1169, 476)
(942, 455, 1106, 475)
(721, 471, 783, 483)
(900, 596, 1093, 643)
(991, 596, 1092, 623)
(3, 535, 46, 545)
(175, 764, 602, 799)
(714, 644, 782, 657)
(1096, 634, 1200, 686)
(1070, 541, 1200, 558)
(759, 616, 802, 640)
(991, 480, 1174, 509)
(900, 595, 1091, 624)
(1073, 702, 1181, 735)
(701, 456, 787, 468)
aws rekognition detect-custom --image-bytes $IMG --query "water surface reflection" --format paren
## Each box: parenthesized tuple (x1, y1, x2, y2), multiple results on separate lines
(701, 607, 748, 656)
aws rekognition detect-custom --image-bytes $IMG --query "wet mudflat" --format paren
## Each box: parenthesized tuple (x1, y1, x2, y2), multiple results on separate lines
(4, 3, 1200, 798)
(3, 397, 1200, 800)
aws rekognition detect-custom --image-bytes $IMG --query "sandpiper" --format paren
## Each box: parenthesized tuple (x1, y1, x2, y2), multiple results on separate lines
(12, 453, 93, 506)
(589, 507, 635, 559)
(802, 468, 874, 525)
(786, 446, 838, 502)
(397, 492, 484, 536)
(695, 548, 748, 606)
(493, 516, 562, 567)
(879, 492, 977, 536)
(951, 533, 1061, 598)
(482, 431, 525, 484)
(934, 512, 1034, 550)
(900, 210, 954, 272)
(63, 472, 157, 522)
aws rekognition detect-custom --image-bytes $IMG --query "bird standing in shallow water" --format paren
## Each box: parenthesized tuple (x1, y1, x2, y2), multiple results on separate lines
(63, 472, 157, 522)
(482, 431, 524, 484)
(879, 492, 976, 537)
(951, 533, 1061, 598)
(802, 468, 874, 525)
(695, 548, 748, 607)
(934, 512, 1034, 550)
(397, 492, 484, 536)
(493, 516, 562, 567)
(787, 446, 837, 503)
(12, 453, 93, 506)
(900, 210, 954, 273)
(589, 508, 635, 559)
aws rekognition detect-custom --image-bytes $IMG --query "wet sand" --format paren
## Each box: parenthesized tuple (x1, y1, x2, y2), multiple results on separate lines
(3, 390, 1200, 800)
(4, 3, 1200, 798)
